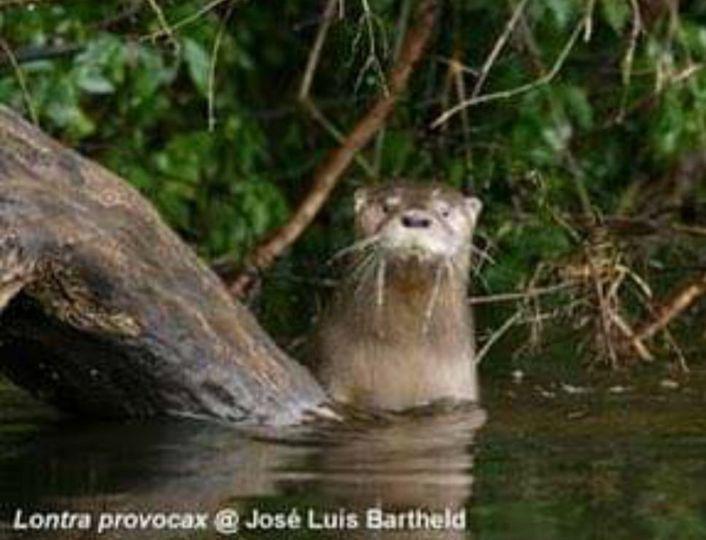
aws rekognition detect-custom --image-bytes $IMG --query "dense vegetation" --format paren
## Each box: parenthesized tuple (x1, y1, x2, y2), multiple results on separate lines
(1, 0, 704, 370)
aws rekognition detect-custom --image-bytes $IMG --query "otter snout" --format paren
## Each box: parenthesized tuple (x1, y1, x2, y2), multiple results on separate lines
(401, 210, 432, 229)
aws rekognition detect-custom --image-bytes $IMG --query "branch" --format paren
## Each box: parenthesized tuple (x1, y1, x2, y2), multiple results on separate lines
(635, 272, 706, 342)
(229, 0, 439, 297)
(140, 0, 232, 43)
(470, 0, 530, 101)
(144, 0, 180, 51)
(0, 38, 38, 125)
(431, 17, 585, 129)
(297, 0, 377, 177)
(468, 282, 576, 305)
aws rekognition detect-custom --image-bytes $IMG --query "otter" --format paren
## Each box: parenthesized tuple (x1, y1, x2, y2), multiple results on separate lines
(314, 182, 483, 410)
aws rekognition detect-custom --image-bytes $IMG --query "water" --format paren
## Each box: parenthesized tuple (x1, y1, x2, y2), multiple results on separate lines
(0, 371, 705, 539)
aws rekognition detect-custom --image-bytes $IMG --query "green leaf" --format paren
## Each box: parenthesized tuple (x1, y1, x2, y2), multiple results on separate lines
(600, 0, 631, 34)
(537, 0, 580, 29)
(561, 85, 593, 130)
(182, 37, 210, 96)
(75, 69, 115, 94)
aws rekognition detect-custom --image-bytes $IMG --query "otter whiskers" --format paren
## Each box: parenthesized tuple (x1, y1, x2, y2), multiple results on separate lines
(350, 251, 379, 296)
(422, 262, 445, 335)
(328, 234, 381, 265)
(375, 258, 387, 326)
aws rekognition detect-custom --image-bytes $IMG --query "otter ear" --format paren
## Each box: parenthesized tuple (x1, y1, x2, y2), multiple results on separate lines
(354, 187, 369, 215)
(464, 196, 483, 222)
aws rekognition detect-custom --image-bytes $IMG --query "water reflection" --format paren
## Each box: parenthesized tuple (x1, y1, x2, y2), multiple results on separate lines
(268, 405, 486, 539)
(0, 402, 486, 539)
(4, 374, 706, 540)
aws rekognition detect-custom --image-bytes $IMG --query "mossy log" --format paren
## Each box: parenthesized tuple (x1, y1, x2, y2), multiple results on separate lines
(0, 106, 326, 424)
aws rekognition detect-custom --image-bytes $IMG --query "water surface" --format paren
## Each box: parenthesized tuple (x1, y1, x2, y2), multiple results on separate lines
(0, 370, 705, 539)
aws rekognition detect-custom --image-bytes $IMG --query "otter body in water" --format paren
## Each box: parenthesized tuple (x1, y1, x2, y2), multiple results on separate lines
(315, 183, 482, 410)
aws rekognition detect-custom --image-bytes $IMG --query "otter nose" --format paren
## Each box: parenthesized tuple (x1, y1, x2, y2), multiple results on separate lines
(401, 212, 432, 229)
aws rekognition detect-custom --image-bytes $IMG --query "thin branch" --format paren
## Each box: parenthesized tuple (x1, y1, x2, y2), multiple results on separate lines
(431, 18, 585, 129)
(298, 0, 375, 177)
(475, 310, 523, 364)
(635, 272, 706, 341)
(0, 38, 38, 125)
(608, 309, 654, 362)
(299, 0, 339, 101)
(622, 0, 642, 86)
(583, 0, 596, 41)
(229, 0, 439, 297)
(451, 50, 473, 168)
(470, 0, 530, 100)
(141, 0, 231, 42)
(374, 0, 412, 174)
(435, 55, 478, 76)
(207, 0, 236, 131)
(618, 0, 643, 121)
(144, 0, 180, 51)
(353, 0, 389, 94)
(468, 282, 576, 305)
(300, 99, 376, 177)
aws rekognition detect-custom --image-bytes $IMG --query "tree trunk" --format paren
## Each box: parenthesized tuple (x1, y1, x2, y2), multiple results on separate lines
(0, 106, 326, 425)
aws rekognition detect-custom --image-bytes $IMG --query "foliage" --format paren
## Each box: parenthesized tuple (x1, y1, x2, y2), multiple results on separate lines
(1, 0, 704, 364)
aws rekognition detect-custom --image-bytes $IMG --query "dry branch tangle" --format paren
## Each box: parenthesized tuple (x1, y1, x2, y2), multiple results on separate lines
(0, 106, 326, 424)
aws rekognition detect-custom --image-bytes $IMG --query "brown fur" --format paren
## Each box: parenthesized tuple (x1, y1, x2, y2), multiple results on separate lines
(315, 183, 482, 410)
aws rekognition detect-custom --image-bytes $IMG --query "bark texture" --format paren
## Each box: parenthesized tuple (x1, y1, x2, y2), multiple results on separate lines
(0, 105, 326, 424)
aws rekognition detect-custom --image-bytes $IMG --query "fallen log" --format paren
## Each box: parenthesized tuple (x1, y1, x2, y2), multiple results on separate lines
(0, 105, 327, 424)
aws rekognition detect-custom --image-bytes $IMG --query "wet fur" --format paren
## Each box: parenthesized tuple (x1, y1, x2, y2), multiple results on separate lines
(315, 183, 481, 410)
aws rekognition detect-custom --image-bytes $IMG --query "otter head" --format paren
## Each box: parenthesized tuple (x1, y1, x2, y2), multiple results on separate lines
(354, 183, 482, 264)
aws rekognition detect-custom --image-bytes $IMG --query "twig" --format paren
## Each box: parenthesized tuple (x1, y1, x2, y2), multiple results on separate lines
(354, 0, 389, 94)
(475, 310, 523, 364)
(374, 0, 412, 174)
(470, 0, 529, 101)
(0, 38, 38, 125)
(451, 50, 473, 169)
(435, 0, 527, 164)
(207, 0, 236, 131)
(468, 282, 576, 305)
(618, 0, 643, 121)
(298, 0, 375, 176)
(141, 0, 231, 42)
(229, 0, 439, 297)
(622, 0, 642, 86)
(300, 99, 376, 177)
(583, 0, 596, 41)
(671, 223, 706, 237)
(299, 0, 339, 101)
(635, 272, 706, 341)
(144, 0, 180, 51)
(431, 18, 585, 129)
(588, 253, 618, 367)
(626, 286, 689, 371)
(608, 309, 654, 362)
(435, 55, 478, 76)
(671, 62, 705, 84)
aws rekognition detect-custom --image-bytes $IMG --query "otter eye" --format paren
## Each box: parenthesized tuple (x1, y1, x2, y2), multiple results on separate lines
(381, 199, 398, 214)
(438, 205, 451, 218)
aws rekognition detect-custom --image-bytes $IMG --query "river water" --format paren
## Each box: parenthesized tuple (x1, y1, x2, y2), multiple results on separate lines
(0, 370, 705, 539)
